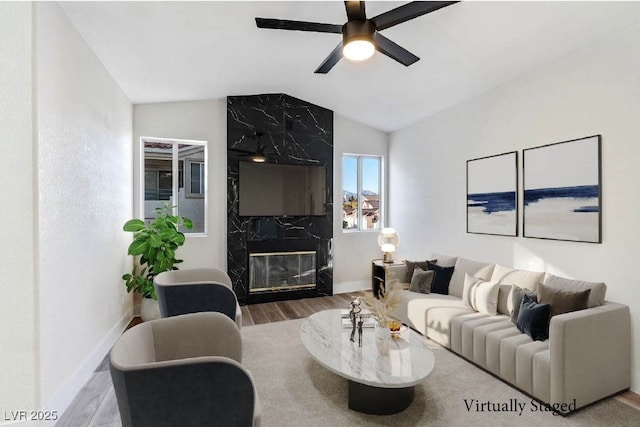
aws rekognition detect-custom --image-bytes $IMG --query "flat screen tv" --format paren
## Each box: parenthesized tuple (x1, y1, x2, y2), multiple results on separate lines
(239, 161, 327, 216)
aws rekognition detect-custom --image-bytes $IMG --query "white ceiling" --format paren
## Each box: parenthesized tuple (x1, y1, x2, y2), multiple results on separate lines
(60, 1, 640, 132)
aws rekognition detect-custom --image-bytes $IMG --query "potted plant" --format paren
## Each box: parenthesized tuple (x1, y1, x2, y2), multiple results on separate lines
(122, 203, 193, 321)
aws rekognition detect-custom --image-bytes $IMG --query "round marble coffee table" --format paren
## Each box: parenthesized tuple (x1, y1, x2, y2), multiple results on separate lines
(300, 309, 435, 414)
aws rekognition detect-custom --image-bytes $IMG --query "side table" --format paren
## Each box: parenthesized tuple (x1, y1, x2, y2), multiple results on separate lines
(371, 259, 405, 297)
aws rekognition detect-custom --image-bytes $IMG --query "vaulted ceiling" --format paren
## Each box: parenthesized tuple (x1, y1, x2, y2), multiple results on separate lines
(61, 1, 640, 132)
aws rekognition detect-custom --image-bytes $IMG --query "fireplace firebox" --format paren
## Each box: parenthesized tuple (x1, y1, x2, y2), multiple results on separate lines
(249, 251, 317, 294)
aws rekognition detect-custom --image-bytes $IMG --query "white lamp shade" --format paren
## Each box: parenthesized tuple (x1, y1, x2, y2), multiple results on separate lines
(378, 227, 399, 249)
(380, 243, 396, 253)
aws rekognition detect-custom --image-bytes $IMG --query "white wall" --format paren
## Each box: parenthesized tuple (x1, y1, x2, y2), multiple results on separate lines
(0, 1, 39, 413)
(35, 2, 133, 409)
(389, 23, 640, 392)
(333, 115, 389, 293)
(133, 100, 388, 293)
(133, 100, 228, 270)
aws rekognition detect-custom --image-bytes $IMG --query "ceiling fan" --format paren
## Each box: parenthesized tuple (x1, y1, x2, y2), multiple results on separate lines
(255, 1, 458, 74)
(229, 131, 273, 163)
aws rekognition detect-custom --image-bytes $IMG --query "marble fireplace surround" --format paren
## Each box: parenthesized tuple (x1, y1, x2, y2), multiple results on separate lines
(227, 94, 334, 305)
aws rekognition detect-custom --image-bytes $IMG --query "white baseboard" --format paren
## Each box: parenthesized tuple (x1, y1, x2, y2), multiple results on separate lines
(334, 280, 370, 294)
(42, 308, 133, 425)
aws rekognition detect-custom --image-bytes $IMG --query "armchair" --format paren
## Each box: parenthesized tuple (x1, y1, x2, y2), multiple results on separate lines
(154, 268, 242, 328)
(110, 312, 260, 427)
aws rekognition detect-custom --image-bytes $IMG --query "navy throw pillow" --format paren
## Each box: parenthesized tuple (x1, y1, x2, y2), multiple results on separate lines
(426, 261, 454, 295)
(516, 294, 550, 341)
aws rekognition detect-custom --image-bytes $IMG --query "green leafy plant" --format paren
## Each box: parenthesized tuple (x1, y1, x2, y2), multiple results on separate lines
(122, 203, 193, 299)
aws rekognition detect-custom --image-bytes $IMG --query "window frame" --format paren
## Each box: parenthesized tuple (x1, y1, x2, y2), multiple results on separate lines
(140, 137, 208, 237)
(342, 153, 384, 233)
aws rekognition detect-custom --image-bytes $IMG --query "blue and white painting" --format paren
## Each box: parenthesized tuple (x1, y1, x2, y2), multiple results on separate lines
(467, 152, 518, 236)
(523, 135, 601, 243)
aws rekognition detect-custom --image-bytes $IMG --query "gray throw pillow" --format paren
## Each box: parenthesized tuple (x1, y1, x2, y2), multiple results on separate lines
(409, 267, 434, 294)
(404, 260, 428, 283)
(510, 284, 537, 324)
(537, 282, 591, 318)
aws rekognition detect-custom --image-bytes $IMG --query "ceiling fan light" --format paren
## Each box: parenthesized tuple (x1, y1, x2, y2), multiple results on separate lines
(343, 39, 375, 61)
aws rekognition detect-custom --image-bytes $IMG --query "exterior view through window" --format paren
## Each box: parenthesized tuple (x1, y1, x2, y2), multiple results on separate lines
(342, 155, 382, 231)
(143, 139, 207, 234)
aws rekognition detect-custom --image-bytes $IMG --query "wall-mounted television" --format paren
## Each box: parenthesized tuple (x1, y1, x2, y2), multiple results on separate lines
(239, 161, 327, 216)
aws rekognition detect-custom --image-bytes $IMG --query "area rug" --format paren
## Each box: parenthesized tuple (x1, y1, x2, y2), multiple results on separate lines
(242, 318, 638, 427)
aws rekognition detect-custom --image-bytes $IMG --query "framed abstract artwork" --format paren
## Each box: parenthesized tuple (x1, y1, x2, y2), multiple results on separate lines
(467, 151, 518, 237)
(523, 135, 601, 243)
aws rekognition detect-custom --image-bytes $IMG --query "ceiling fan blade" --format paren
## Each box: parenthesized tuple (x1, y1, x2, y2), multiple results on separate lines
(314, 42, 344, 74)
(344, 1, 367, 21)
(255, 18, 342, 34)
(371, 1, 458, 31)
(374, 33, 419, 66)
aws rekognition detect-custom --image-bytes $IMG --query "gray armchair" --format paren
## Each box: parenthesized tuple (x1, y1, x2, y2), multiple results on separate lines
(154, 268, 242, 328)
(110, 312, 260, 427)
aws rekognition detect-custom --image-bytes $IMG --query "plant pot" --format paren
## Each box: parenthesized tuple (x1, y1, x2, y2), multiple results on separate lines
(140, 297, 161, 322)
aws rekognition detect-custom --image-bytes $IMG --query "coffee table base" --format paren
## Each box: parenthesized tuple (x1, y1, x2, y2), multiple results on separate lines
(348, 380, 415, 415)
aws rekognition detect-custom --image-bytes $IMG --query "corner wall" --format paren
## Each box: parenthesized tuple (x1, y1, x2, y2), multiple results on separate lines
(35, 2, 133, 409)
(389, 23, 640, 392)
(333, 115, 389, 293)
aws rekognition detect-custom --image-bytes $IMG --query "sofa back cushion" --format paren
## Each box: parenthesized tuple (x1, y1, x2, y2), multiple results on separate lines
(491, 264, 545, 315)
(448, 257, 495, 298)
(431, 253, 457, 267)
(542, 273, 606, 308)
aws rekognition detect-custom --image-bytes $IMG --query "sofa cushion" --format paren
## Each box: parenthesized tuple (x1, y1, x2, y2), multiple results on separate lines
(474, 279, 500, 315)
(432, 252, 457, 267)
(537, 282, 590, 318)
(394, 290, 473, 346)
(510, 285, 537, 324)
(486, 326, 522, 375)
(516, 295, 550, 341)
(500, 333, 534, 383)
(492, 264, 545, 315)
(462, 273, 482, 310)
(450, 312, 490, 354)
(472, 319, 514, 369)
(496, 284, 512, 316)
(542, 273, 606, 308)
(492, 264, 545, 292)
(403, 260, 428, 283)
(426, 261, 454, 295)
(448, 257, 495, 298)
(409, 267, 433, 294)
(516, 341, 550, 395)
(460, 316, 509, 362)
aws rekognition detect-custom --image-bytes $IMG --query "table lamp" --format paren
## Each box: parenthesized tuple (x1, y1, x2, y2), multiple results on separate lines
(378, 227, 399, 263)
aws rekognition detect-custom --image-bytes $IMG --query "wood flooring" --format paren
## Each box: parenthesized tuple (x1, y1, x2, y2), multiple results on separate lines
(56, 291, 639, 426)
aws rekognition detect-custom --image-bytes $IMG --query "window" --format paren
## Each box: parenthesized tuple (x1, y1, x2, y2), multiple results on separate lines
(142, 138, 207, 234)
(342, 154, 382, 231)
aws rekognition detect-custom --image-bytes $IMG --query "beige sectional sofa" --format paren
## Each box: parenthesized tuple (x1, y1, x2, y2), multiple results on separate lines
(389, 254, 631, 413)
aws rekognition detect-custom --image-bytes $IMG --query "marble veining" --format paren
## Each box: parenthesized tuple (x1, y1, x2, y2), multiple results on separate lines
(300, 310, 435, 388)
(227, 94, 334, 303)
